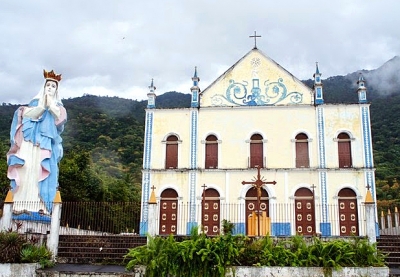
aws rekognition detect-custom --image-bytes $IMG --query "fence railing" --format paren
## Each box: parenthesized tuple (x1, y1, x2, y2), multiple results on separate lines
(379, 207, 400, 235)
(1, 201, 141, 236)
(1, 201, 379, 237)
(148, 202, 369, 237)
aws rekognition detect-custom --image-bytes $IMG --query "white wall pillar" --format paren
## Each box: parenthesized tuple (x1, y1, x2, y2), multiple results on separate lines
(364, 190, 376, 244)
(147, 189, 158, 242)
(47, 191, 62, 260)
(0, 191, 13, 231)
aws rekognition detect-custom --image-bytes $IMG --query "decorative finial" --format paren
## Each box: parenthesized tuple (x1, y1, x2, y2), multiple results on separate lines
(149, 78, 156, 91)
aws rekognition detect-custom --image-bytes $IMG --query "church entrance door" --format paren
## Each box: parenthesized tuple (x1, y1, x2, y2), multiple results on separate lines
(338, 188, 359, 236)
(201, 188, 220, 235)
(245, 187, 269, 236)
(294, 188, 315, 236)
(159, 188, 178, 235)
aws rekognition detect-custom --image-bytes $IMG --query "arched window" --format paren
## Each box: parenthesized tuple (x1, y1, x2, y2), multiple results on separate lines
(165, 135, 178, 169)
(205, 135, 218, 169)
(337, 133, 352, 168)
(250, 134, 263, 168)
(295, 133, 309, 168)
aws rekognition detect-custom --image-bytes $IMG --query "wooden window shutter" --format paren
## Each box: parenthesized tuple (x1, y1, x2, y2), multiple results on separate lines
(166, 135, 178, 169)
(250, 134, 263, 168)
(295, 133, 309, 168)
(337, 133, 352, 168)
(205, 135, 218, 169)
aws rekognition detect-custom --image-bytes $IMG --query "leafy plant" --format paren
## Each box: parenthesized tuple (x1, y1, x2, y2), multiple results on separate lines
(0, 230, 27, 263)
(20, 244, 54, 268)
(125, 233, 386, 276)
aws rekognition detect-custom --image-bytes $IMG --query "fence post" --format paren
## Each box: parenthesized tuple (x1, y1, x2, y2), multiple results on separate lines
(380, 210, 385, 230)
(0, 190, 13, 231)
(47, 190, 62, 261)
(364, 190, 376, 244)
(147, 189, 157, 242)
(387, 209, 393, 229)
(395, 207, 399, 228)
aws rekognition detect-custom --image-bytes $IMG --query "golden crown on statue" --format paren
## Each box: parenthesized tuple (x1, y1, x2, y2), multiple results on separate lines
(43, 69, 62, 82)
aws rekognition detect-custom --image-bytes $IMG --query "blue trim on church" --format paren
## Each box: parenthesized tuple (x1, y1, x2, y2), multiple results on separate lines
(140, 111, 154, 235)
(317, 107, 328, 222)
(233, 223, 245, 235)
(271, 223, 291, 236)
(188, 110, 198, 224)
(187, 222, 198, 235)
(320, 222, 331, 237)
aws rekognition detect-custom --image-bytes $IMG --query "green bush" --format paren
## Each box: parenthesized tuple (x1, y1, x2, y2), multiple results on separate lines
(21, 244, 54, 268)
(125, 231, 386, 277)
(0, 229, 53, 268)
(0, 230, 27, 263)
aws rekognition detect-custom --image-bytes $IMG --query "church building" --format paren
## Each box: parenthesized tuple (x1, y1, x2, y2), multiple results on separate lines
(139, 39, 377, 237)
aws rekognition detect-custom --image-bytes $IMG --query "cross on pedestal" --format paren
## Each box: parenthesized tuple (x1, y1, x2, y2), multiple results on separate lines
(242, 166, 276, 236)
(366, 184, 371, 190)
(151, 185, 156, 191)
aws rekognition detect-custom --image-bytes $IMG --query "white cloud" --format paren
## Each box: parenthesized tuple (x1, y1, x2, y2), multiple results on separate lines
(0, 0, 399, 104)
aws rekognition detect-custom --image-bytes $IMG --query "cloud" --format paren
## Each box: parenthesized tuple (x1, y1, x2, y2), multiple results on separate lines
(0, 0, 399, 104)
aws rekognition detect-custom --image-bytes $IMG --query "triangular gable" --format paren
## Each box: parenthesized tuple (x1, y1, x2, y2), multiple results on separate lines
(200, 49, 314, 107)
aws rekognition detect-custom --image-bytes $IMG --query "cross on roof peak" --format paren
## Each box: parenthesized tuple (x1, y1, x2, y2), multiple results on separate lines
(249, 31, 261, 49)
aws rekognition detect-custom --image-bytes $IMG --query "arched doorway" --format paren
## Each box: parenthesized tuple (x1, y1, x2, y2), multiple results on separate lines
(245, 187, 269, 235)
(294, 187, 315, 236)
(159, 188, 178, 235)
(338, 188, 359, 236)
(201, 188, 220, 235)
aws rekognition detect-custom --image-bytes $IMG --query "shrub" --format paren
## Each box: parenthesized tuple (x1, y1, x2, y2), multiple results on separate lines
(0, 230, 27, 263)
(125, 232, 386, 277)
(0, 228, 54, 268)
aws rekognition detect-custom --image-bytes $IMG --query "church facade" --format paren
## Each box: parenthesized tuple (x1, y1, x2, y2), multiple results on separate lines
(139, 46, 377, 237)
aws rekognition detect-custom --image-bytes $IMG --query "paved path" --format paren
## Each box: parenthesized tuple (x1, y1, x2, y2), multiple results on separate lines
(40, 263, 400, 276)
(40, 264, 128, 273)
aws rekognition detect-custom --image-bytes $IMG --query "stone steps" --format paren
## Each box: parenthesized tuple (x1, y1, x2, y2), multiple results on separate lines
(57, 235, 147, 264)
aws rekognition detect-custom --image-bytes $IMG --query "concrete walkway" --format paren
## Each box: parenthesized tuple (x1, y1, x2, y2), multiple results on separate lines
(38, 263, 399, 276)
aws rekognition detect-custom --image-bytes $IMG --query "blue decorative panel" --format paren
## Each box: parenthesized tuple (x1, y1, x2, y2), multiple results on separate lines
(233, 223, 245, 235)
(186, 222, 198, 235)
(189, 110, 198, 222)
(320, 222, 331, 237)
(361, 107, 373, 168)
(191, 91, 199, 107)
(211, 78, 303, 106)
(139, 221, 148, 235)
(271, 223, 291, 236)
(141, 111, 153, 233)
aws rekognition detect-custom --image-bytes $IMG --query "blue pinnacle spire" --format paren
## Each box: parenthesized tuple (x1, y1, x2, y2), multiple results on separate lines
(148, 78, 156, 92)
(315, 62, 320, 75)
(192, 66, 200, 87)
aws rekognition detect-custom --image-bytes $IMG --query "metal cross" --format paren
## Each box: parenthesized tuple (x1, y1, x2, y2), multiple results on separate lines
(151, 185, 156, 191)
(242, 166, 276, 236)
(249, 31, 261, 49)
(366, 184, 371, 190)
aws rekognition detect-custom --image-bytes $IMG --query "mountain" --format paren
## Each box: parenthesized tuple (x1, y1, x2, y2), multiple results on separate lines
(0, 57, 399, 208)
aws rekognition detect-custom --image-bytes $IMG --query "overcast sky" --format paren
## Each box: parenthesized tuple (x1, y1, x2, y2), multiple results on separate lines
(1, 0, 399, 104)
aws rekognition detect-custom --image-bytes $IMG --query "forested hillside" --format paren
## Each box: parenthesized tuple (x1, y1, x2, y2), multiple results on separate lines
(0, 58, 399, 212)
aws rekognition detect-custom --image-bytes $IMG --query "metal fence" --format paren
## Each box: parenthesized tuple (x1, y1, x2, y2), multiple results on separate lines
(2, 201, 375, 237)
(150, 202, 369, 237)
(2, 201, 141, 236)
(379, 207, 400, 235)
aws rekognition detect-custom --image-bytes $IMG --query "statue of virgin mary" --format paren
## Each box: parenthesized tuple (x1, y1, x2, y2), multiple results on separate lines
(7, 69, 67, 221)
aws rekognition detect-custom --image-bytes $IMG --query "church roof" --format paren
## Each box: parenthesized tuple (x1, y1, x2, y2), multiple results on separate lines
(200, 48, 313, 107)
